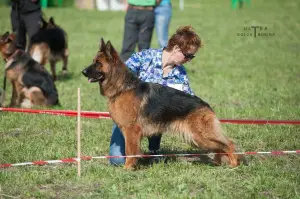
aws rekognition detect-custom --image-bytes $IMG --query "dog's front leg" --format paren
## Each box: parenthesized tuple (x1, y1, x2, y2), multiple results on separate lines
(122, 124, 142, 170)
(15, 81, 26, 107)
(9, 82, 17, 107)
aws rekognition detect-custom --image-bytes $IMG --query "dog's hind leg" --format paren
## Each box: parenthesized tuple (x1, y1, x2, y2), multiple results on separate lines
(22, 87, 46, 108)
(122, 124, 143, 170)
(186, 109, 243, 168)
(62, 49, 69, 75)
(50, 60, 57, 81)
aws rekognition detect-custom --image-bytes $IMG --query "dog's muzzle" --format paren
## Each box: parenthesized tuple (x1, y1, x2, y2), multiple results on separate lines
(82, 68, 105, 83)
(82, 68, 89, 77)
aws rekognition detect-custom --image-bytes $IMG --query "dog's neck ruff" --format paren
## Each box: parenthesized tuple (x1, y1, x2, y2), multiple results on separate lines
(104, 69, 140, 99)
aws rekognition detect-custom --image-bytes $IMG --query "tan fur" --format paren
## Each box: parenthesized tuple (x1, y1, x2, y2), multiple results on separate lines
(83, 39, 245, 169)
(22, 87, 46, 106)
(30, 43, 49, 65)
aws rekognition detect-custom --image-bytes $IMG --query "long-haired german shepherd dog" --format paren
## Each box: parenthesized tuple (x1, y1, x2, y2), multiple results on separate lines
(0, 32, 59, 108)
(29, 16, 68, 81)
(82, 39, 246, 169)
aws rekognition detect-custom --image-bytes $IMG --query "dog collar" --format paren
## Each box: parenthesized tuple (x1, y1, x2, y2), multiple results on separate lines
(5, 49, 22, 63)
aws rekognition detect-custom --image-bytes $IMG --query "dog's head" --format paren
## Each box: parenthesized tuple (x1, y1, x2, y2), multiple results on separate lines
(0, 31, 17, 61)
(82, 38, 124, 95)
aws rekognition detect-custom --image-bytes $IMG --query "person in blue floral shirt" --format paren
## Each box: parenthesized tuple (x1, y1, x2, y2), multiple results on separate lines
(109, 25, 202, 165)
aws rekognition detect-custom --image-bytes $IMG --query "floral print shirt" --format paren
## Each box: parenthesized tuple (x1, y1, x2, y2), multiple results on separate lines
(125, 48, 194, 95)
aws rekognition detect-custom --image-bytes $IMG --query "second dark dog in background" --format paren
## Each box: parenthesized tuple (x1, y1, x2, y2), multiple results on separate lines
(29, 17, 69, 81)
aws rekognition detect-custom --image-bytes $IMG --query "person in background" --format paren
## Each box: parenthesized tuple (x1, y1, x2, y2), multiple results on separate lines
(154, 0, 172, 48)
(120, 0, 162, 62)
(109, 25, 202, 165)
(10, 0, 42, 50)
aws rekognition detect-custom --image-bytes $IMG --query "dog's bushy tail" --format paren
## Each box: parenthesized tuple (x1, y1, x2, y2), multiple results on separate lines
(176, 108, 246, 167)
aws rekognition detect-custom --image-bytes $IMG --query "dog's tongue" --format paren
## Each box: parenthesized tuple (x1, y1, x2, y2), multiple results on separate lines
(88, 79, 92, 83)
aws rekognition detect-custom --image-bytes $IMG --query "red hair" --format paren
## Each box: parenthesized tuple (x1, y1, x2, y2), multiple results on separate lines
(166, 25, 202, 52)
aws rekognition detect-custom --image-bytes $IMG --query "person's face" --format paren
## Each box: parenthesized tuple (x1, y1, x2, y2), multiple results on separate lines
(171, 45, 198, 65)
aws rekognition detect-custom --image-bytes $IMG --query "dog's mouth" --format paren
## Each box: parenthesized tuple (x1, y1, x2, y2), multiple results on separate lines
(88, 73, 105, 83)
(82, 67, 105, 83)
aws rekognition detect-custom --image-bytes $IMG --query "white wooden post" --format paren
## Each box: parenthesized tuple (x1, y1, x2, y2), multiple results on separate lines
(179, 0, 184, 11)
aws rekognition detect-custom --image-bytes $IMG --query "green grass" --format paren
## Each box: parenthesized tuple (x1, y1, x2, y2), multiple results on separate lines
(1, 0, 300, 198)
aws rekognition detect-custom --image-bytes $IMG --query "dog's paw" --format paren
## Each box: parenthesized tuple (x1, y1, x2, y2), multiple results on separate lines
(213, 154, 240, 168)
(52, 75, 57, 81)
(8, 103, 16, 107)
(20, 99, 33, 108)
(124, 165, 136, 171)
(61, 70, 68, 76)
(238, 155, 248, 166)
(124, 159, 137, 170)
(0, 101, 8, 107)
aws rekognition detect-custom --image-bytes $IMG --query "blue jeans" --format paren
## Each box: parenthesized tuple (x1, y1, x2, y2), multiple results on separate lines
(109, 123, 162, 165)
(154, 3, 172, 48)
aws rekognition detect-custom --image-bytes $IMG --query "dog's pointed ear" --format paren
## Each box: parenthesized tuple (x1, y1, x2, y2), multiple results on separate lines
(99, 38, 106, 52)
(41, 17, 48, 28)
(49, 17, 55, 25)
(105, 40, 118, 60)
(8, 33, 16, 42)
(3, 31, 9, 38)
(0, 32, 10, 43)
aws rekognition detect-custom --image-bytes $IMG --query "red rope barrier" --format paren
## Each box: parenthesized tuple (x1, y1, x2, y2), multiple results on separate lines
(0, 107, 110, 118)
(1, 107, 300, 125)
(1, 150, 300, 169)
(219, 119, 300, 125)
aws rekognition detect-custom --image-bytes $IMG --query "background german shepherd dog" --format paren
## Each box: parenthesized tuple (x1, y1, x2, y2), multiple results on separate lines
(29, 16, 68, 81)
(82, 39, 246, 169)
(0, 32, 59, 108)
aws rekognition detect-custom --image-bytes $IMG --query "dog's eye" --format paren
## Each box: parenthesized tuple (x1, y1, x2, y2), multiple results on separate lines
(96, 62, 102, 67)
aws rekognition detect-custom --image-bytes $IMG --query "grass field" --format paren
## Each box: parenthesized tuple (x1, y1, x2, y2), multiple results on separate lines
(1, 0, 300, 198)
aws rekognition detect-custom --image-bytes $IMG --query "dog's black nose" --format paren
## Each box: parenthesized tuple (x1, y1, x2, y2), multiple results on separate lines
(82, 68, 88, 77)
